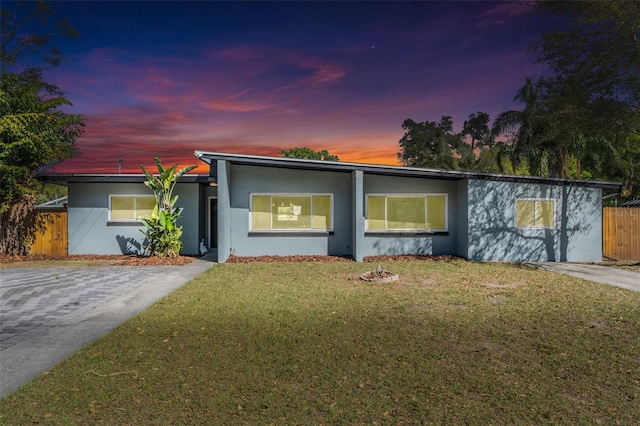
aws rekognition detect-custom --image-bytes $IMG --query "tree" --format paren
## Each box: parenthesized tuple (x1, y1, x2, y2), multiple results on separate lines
(1, 0, 79, 70)
(281, 147, 339, 161)
(139, 157, 197, 258)
(492, 78, 561, 177)
(397, 117, 459, 169)
(397, 113, 497, 171)
(459, 111, 496, 170)
(507, 0, 640, 194)
(533, 0, 640, 133)
(491, 1, 639, 189)
(0, 1, 84, 255)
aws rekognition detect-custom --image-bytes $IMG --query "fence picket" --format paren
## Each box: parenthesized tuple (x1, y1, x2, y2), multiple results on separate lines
(603, 207, 640, 261)
(30, 209, 68, 256)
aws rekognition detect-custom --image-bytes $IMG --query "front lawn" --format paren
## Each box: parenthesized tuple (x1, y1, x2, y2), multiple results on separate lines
(1, 260, 639, 424)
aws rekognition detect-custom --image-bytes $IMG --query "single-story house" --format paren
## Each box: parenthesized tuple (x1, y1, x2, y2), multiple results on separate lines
(46, 151, 622, 262)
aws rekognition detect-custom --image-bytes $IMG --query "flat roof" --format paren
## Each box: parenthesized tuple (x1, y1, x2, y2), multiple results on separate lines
(195, 151, 623, 190)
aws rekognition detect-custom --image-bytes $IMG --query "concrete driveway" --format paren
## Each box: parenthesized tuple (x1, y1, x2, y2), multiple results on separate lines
(526, 262, 640, 292)
(0, 254, 216, 397)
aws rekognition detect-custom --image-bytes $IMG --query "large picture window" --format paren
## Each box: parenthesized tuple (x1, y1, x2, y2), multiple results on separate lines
(516, 199, 555, 228)
(251, 194, 333, 231)
(366, 194, 447, 232)
(109, 195, 156, 222)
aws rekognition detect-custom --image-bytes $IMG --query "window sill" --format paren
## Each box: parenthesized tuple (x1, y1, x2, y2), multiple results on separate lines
(365, 231, 449, 236)
(107, 221, 144, 227)
(516, 227, 555, 230)
(249, 231, 334, 237)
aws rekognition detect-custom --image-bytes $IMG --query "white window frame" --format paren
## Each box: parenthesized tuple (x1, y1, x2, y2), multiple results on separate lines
(108, 194, 156, 223)
(249, 193, 334, 232)
(515, 198, 556, 229)
(365, 193, 448, 232)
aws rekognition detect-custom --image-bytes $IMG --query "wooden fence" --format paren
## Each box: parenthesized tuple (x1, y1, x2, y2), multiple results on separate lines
(603, 207, 640, 261)
(30, 208, 68, 256)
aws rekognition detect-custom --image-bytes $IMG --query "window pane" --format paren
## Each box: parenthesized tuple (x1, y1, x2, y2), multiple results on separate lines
(536, 200, 554, 227)
(367, 196, 386, 230)
(426, 195, 446, 230)
(272, 196, 311, 229)
(387, 197, 426, 230)
(516, 200, 535, 227)
(111, 197, 134, 220)
(311, 196, 331, 230)
(252, 196, 271, 230)
(136, 197, 156, 219)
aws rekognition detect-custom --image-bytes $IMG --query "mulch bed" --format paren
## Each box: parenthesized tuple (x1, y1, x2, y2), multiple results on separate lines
(364, 255, 465, 262)
(226, 254, 353, 263)
(226, 254, 465, 263)
(0, 254, 198, 266)
(1, 253, 465, 266)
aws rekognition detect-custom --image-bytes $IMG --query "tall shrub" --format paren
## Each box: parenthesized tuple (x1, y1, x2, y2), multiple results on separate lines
(140, 157, 196, 258)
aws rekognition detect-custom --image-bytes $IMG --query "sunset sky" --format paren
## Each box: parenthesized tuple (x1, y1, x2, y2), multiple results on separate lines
(20, 1, 554, 173)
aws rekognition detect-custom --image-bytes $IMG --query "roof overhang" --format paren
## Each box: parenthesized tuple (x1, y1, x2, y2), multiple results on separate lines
(39, 174, 212, 184)
(194, 151, 624, 190)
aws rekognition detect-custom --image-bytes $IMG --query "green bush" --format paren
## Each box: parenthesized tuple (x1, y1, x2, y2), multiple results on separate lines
(140, 157, 196, 258)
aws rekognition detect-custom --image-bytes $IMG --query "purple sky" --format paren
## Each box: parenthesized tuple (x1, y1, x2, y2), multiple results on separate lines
(28, 1, 551, 173)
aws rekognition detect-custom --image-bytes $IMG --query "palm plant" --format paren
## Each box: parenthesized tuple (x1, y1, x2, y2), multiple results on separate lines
(139, 157, 197, 258)
(492, 78, 558, 176)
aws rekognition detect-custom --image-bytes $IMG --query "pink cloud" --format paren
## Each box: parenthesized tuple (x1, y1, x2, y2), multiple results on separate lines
(476, 1, 535, 27)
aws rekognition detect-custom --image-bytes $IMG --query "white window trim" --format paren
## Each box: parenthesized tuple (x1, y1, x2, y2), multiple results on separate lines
(515, 198, 556, 229)
(108, 194, 156, 223)
(365, 193, 448, 232)
(249, 193, 334, 232)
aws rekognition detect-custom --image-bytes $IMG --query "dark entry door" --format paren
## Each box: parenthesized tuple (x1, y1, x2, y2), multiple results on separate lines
(209, 198, 218, 247)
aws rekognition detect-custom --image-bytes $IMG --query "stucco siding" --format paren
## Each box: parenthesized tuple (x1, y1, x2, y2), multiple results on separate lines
(466, 179, 602, 262)
(177, 183, 201, 255)
(226, 165, 353, 257)
(361, 175, 458, 257)
(456, 180, 469, 259)
(67, 182, 201, 255)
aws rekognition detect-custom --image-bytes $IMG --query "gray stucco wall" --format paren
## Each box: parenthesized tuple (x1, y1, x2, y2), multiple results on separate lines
(456, 180, 469, 259)
(224, 165, 353, 258)
(360, 174, 458, 257)
(67, 182, 201, 255)
(465, 179, 602, 262)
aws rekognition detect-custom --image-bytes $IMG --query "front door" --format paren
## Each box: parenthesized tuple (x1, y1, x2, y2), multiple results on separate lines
(209, 198, 218, 248)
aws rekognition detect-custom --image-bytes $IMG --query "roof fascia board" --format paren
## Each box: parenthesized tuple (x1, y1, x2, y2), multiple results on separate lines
(194, 151, 623, 190)
(38, 174, 210, 184)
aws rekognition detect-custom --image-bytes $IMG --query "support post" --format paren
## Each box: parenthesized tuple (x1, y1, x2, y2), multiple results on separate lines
(352, 170, 365, 262)
(216, 160, 231, 262)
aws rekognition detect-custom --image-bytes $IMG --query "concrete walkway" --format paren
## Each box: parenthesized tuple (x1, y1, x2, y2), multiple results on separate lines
(0, 254, 216, 397)
(526, 262, 640, 292)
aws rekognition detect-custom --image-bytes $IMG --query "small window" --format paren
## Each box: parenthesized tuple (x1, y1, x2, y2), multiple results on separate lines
(366, 194, 447, 232)
(516, 199, 555, 228)
(250, 194, 333, 231)
(109, 195, 156, 222)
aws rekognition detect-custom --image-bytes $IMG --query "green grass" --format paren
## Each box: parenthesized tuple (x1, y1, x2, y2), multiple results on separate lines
(2, 261, 639, 424)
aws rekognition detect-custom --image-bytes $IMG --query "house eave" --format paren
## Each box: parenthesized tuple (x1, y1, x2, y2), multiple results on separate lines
(38, 174, 211, 184)
(194, 151, 623, 190)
